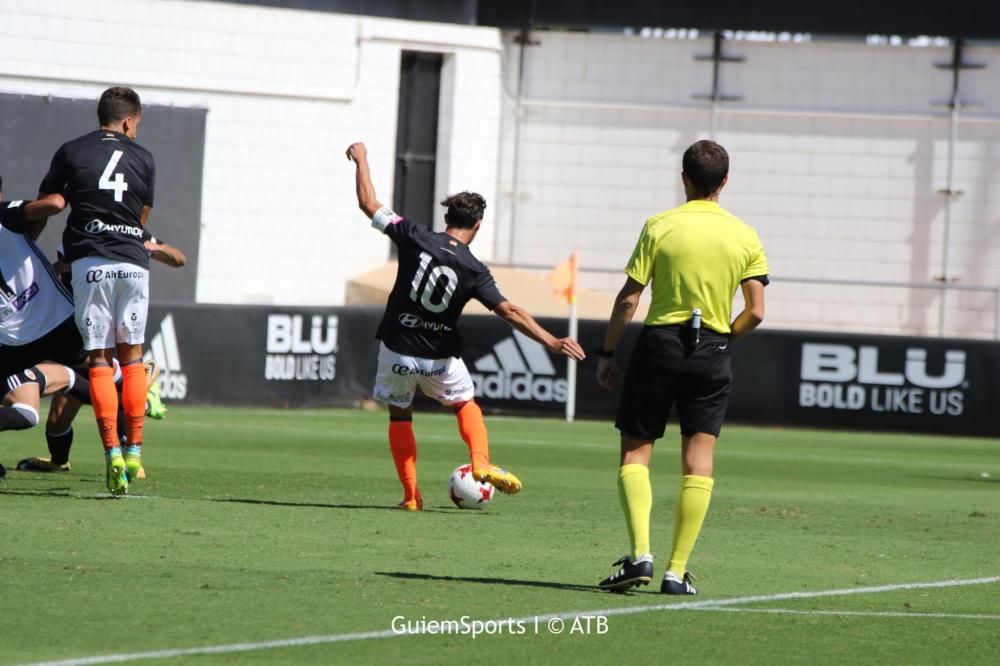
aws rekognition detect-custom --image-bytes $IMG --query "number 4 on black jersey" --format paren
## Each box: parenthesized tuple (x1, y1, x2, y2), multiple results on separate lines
(39, 130, 155, 270)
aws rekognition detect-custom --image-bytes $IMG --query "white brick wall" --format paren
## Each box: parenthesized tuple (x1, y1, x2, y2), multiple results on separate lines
(495, 31, 1000, 338)
(6, 5, 1000, 339)
(0, 0, 502, 305)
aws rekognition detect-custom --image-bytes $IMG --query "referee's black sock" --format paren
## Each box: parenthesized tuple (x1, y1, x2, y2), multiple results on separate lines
(46, 426, 74, 466)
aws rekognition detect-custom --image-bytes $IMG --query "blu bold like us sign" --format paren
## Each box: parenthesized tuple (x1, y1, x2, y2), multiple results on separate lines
(798, 343, 966, 416)
(264, 314, 338, 381)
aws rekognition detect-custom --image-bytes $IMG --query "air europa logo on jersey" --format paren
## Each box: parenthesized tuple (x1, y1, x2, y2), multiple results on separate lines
(470, 331, 567, 403)
(84, 219, 143, 238)
(144, 314, 187, 400)
(265, 314, 338, 381)
(798, 343, 966, 416)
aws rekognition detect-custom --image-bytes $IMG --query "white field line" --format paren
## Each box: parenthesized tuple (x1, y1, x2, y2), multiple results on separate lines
(696, 607, 1000, 620)
(16, 576, 999, 666)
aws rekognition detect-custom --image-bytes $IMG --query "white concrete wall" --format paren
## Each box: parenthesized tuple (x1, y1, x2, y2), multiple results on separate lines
(0, 0, 502, 304)
(495, 32, 1000, 339)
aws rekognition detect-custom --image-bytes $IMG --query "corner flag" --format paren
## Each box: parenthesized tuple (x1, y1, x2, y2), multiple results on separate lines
(547, 251, 579, 304)
(547, 252, 580, 421)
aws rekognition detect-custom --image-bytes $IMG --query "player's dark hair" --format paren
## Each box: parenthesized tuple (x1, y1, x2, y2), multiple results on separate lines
(441, 192, 486, 229)
(682, 140, 729, 197)
(98, 87, 143, 126)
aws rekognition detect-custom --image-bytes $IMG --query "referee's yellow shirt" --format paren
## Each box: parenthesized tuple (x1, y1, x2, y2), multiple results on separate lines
(624, 200, 768, 334)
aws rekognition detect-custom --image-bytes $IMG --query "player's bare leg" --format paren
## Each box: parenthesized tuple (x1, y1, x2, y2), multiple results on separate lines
(455, 400, 522, 495)
(10, 365, 82, 472)
(388, 404, 421, 510)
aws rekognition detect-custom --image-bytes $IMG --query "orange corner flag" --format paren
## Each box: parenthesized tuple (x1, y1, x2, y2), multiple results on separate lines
(547, 251, 579, 305)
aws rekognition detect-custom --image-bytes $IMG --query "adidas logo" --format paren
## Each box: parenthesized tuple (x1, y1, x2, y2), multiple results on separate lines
(143, 313, 188, 400)
(470, 331, 568, 403)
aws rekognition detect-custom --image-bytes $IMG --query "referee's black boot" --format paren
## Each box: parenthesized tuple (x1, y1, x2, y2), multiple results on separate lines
(661, 570, 697, 595)
(598, 554, 653, 592)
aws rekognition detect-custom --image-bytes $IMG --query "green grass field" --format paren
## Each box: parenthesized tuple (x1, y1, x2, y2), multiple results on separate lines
(2, 406, 999, 665)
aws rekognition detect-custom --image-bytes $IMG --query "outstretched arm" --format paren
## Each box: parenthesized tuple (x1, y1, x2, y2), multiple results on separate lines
(346, 142, 383, 219)
(493, 301, 586, 361)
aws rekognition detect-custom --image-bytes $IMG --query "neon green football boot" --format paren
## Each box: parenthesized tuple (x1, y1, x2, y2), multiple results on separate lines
(124, 445, 143, 484)
(144, 360, 167, 420)
(105, 448, 128, 496)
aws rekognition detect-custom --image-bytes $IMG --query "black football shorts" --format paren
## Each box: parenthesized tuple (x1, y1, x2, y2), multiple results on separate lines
(0, 316, 86, 377)
(615, 325, 732, 439)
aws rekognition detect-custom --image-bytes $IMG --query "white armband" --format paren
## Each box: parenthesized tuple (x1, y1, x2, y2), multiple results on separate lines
(372, 207, 403, 233)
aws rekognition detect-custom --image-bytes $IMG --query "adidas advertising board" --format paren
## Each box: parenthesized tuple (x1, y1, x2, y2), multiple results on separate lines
(141, 305, 1000, 434)
(144, 314, 188, 400)
(470, 331, 568, 403)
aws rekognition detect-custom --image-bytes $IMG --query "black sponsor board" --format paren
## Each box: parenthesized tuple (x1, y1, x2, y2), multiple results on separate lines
(145, 304, 1000, 436)
(728, 329, 1000, 436)
(145, 304, 381, 407)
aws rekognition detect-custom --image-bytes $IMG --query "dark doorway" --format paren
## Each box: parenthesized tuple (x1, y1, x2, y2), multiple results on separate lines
(392, 51, 443, 251)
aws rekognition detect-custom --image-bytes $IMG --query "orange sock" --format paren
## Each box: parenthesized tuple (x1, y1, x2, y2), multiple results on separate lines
(121, 360, 146, 446)
(455, 401, 490, 469)
(88, 365, 120, 450)
(388, 420, 418, 502)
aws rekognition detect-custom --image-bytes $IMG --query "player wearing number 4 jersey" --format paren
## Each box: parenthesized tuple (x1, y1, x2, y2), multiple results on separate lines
(38, 86, 156, 496)
(347, 142, 585, 510)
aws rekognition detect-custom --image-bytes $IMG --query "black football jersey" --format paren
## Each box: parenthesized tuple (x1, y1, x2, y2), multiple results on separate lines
(40, 130, 155, 269)
(375, 215, 506, 359)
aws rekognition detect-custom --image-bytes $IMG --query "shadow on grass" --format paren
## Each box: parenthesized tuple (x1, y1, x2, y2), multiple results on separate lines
(910, 475, 1000, 484)
(0, 488, 466, 512)
(208, 497, 458, 514)
(0, 488, 121, 500)
(376, 571, 609, 594)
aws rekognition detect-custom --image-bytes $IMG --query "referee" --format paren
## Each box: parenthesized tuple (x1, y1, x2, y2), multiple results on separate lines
(595, 140, 768, 594)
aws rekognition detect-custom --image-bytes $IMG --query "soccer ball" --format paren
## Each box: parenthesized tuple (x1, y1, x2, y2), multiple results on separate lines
(448, 464, 494, 509)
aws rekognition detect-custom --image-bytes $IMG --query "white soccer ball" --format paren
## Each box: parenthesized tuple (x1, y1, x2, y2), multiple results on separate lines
(448, 464, 494, 509)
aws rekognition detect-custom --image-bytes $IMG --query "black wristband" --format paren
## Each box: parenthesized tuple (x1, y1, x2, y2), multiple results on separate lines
(594, 348, 615, 359)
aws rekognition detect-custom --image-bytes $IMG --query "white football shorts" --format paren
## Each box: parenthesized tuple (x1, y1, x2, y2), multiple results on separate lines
(373, 342, 476, 408)
(71, 257, 149, 350)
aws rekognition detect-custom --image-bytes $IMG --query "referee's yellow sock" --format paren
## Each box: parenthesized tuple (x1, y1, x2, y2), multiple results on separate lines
(668, 475, 715, 577)
(618, 464, 652, 560)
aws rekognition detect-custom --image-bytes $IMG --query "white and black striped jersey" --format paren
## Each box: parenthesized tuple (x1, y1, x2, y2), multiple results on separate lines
(0, 207, 74, 346)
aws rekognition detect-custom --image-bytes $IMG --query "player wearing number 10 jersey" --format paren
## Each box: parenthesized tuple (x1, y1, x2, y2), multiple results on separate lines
(347, 142, 585, 510)
(38, 86, 156, 496)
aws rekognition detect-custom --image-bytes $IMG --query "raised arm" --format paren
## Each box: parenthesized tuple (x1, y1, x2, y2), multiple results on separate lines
(493, 301, 586, 361)
(346, 142, 383, 219)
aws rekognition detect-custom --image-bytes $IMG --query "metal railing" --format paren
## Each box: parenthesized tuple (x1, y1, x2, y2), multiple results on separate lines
(492, 263, 1000, 340)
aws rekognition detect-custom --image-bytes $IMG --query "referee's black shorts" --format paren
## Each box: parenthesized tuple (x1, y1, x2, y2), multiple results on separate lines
(0, 316, 86, 378)
(615, 324, 732, 440)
